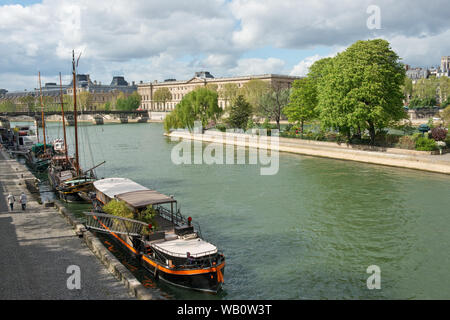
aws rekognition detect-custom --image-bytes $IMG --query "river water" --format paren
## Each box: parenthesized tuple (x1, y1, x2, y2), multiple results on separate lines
(14, 121, 450, 299)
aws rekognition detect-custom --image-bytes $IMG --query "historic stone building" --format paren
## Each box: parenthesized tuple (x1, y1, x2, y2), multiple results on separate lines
(137, 72, 301, 111)
(1, 75, 137, 111)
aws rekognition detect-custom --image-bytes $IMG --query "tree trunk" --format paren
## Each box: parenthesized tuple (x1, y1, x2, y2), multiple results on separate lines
(301, 120, 304, 133)
(368, 122, 376, 145)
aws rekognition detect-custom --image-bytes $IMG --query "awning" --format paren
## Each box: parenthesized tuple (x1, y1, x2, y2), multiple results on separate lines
(115, 189, 176, 208)
(94, 178, 148, 199)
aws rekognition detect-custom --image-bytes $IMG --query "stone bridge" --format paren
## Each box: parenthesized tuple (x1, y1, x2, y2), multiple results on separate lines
(1, 110, 150, 126)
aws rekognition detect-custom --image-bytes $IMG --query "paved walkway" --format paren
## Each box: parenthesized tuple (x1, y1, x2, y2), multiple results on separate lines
(0, 150, 134, 300)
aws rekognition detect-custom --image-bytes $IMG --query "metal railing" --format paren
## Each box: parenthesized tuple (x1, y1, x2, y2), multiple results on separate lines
(84, 212, 149, 237)
(156, 205, 203, 239)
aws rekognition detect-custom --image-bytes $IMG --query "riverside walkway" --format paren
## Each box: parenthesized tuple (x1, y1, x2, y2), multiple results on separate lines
(0, 150, 134, 300)
(167, 130, 450, 175)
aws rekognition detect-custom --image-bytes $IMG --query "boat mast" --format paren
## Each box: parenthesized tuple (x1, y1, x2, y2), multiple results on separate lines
(35, 93, 40, 144)
(38, 71, 46, 153)
(72, 50, 80, 176)
(59, 72, 69, 162)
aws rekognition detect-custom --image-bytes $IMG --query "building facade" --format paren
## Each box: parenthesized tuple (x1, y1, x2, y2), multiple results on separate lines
(0, 75, 137, 111)
(442, 56, 450, 72)
(137, 72, 301, 111)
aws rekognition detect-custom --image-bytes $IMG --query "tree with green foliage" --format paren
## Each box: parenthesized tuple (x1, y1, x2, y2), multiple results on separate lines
(153, 87, 172, 111)
(205, 83, 218, 92)
(220, 83, 239, 110)
(308, 57, 333, 82)
(240, 79, 270, 112)
(409, 96, 437, 109)
(316, 39, 406, 145)
(115, 91, 141, 111)
(442, 105, 450, 126)
(78, 91, 93, 111)
(19, 95, 38, 112)
(0, 100, 16, 112)
(284, 77, 318, 132)
(439, 76, 450, 105)
(163, 87, 221, 131)
(413, 77, 438, 103)
(402, 77, 413, 103)
(258, 85, 290, 131)
(63, 95, 74, 111)
(226, 95, 252, 130)
(127, 91, 141, 110)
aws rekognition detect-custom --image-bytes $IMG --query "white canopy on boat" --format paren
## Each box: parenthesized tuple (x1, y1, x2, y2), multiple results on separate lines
(94, 178, 148, 199)
(152, 238, 218, 258)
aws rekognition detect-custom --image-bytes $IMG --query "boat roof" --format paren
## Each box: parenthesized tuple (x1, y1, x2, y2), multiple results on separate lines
(152, 238, 218, 258)
(116, 190, 176, 208)
(94, 178, 175, 207)
(94, 178, 147, 198)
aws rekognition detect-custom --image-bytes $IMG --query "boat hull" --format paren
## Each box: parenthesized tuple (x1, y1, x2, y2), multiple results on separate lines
(102, 231, 224, 293)
(141, 255, 224, 293)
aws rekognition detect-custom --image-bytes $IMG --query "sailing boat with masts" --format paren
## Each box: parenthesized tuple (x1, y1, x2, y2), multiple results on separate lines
(25, 71, 54, 172)
(48, 51, 103, 202)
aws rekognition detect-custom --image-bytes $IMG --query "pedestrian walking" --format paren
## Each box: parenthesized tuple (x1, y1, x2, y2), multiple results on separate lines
(7, 193, 15, 211)
(19, 192, 27, 211)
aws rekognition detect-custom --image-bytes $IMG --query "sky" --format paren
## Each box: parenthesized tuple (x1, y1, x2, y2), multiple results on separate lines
(1, 0, 449, 91)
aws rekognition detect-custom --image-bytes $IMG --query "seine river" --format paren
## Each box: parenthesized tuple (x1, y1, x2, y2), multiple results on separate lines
(15, 121, 450, 299)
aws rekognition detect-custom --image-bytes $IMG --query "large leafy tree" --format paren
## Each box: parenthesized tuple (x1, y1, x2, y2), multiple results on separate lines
(153, 87, 172, 111)
(413, 77, 438, 102)
(317, 39, 406, 144)
(284, 77, 318, 132)
(164, 87, 221, 131)
(226, 95, 252, 130)
(116, 92, 141, 111)
(258, 85, 290, 131)
(240, 79, 270, 112)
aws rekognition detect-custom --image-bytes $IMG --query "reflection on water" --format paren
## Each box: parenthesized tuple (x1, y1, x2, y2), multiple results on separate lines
(13, 121, 450, 299)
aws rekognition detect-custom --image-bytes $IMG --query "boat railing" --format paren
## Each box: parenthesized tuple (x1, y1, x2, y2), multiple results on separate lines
(157, 205, 186, 226)
(84, 212, 149, 237)
(156, 205, 203, 238)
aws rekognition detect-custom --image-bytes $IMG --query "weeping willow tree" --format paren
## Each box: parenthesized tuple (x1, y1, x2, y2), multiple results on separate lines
(163, 87, 222, 132)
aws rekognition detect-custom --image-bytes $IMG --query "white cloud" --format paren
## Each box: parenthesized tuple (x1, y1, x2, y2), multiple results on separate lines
(228, 57, 286, 76)
(1, 0, 450, 91)
(290, 55, 323, 77)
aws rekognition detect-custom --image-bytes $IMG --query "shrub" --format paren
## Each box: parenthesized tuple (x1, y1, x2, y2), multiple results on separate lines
(397, 136, 416, 150)
(139, 206, 159, 234)
(445, 136, 450, 148)
(374, 133, 401, 147)
(411, 132, 422, 141)
(430, 127, 448, 141)
(215, 124, 227, 132)
(415, 137, 438, 151)
(103, 200, 134, 219)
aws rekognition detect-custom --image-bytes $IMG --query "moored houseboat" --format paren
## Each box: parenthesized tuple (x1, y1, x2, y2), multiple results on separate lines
(85, 177, 225, 293)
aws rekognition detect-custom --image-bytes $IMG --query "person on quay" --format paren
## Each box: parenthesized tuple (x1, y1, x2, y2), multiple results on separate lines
(19, 192, 27, 211)
(7, 193, 15, 211)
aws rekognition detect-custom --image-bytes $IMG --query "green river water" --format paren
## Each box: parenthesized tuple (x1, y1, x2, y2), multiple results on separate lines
(14, 121, 450, 299)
